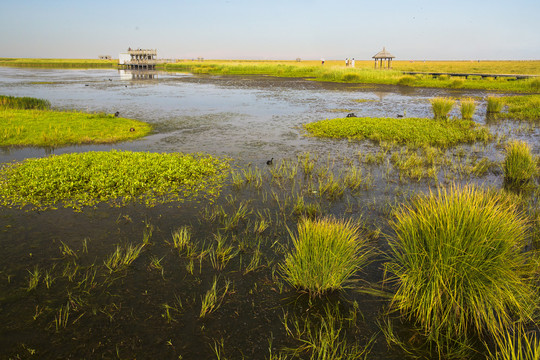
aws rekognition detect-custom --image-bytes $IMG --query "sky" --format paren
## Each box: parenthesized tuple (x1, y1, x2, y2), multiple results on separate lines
(1, 0, 539, 60)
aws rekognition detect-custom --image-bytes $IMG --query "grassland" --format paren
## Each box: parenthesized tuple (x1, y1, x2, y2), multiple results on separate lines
(0, 95, 151, 147)
(0, 57, 117, 68)
(303, 116, 491, 147)
(0, 150, 230, 209)
(496, 94, 540, 120)
(163, 60, 540, 92)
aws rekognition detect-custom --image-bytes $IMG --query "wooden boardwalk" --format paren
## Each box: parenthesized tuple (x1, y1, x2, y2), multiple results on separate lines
(403, 71, 537, 80)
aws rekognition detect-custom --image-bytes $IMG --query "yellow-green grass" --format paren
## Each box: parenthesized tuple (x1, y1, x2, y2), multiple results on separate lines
(281, 217, 372, 297)
(0, 150, 230, 210)
(504, 140, 537, 184)
(430, 97, 455, 119)
(0, 57, 117, 68)
(303, 117, 491, 147)
(385, 185, 538, 355)
(496, 94, 540, 121)
(0, 95, 51, 110)
(0, 108, 151, 147)
(460, 98, 476, 119)
(162, 60, 540, 92)
(488, 96, 505, 113)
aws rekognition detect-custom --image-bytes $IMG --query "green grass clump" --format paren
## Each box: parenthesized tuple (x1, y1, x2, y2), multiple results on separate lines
(496, 95, 540, 121)
(504, 140, 537, 184)
(430, 97, 455, 119)
(397, 75, 416, 86)
(0, 150, 230, 210)
(487, 96, 505, 113)
(281, 217, 372, 297)
(489, 329, 540, 360)
(0, 95, 51, 110)
(0, 108, 151, 147)
(460, 98, 476, 119)
(304, 117, 491, 147)
(386, 185, 538, 354)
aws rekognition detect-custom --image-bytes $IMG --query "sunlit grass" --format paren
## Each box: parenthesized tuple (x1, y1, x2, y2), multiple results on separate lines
(0, 150, 230, 210)
(304, 116, 491, 147)
(504, 140, 537, 184)
(386, 184, 538, 355)
(460, 98, 476, 119)
(430, 97, 455, 119)
(281, 217, 372, 297)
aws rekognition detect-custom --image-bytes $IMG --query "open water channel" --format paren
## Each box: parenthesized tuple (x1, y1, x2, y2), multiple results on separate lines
(0, 67, 538, 359)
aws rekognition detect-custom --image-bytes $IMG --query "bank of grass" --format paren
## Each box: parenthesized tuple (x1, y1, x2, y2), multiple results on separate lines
(304, 116, 491, 147)
(495, 94, 540, 121)
(163, 61, 540, 93)
(0, 108, 151, 147)
(385, 185, 539, 356)
(281, 217, 372, 297)
(0, 58, 117, 68)
(0, 95, 51, 110)
(504, 140, 537, 184)
(0, 150, 230, 210)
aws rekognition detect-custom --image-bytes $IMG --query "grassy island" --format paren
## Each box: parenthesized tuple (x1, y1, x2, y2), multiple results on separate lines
(0, 95, 151, 147)
(0, 150, 230, 209)
(304, 117, 492, 147)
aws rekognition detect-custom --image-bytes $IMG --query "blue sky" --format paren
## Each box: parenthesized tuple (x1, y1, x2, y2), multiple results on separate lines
(1, 0, 539, 60)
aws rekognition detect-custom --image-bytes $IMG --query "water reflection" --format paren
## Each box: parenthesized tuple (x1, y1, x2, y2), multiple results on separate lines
(118, 69, 158, 81)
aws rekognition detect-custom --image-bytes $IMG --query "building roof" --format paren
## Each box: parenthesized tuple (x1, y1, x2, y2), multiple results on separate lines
(372, 47, 395, 59)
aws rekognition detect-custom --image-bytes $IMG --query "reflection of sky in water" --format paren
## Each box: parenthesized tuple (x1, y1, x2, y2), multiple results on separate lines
(1, 67, 537, 164)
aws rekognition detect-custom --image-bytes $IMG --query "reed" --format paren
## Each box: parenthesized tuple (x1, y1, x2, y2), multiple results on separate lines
(104, 243, 145, 273)
(281, 217, 372, 296)
(504, 140, 537, 184)
(487, 96, 504, 113)
(430, 97, 455, 119)
(0, 95, 50, 110)
(489, 328, 540, 360)
(460, 98, 476, 119)
(200, 276, 231, 318)
(386, 185, 538, 355)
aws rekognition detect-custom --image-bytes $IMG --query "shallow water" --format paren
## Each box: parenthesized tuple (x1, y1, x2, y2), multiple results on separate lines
(0, 67, 538, 359)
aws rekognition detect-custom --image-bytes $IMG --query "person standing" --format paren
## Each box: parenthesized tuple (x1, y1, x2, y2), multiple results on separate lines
(351, 58, 355, 68)
(321, 58, 325, 65)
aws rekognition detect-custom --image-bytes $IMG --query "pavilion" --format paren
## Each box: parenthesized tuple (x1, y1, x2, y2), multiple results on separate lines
(372, 47, 395, 69)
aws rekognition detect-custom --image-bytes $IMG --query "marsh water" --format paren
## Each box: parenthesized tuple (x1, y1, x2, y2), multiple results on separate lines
(0, 67, 538, 359)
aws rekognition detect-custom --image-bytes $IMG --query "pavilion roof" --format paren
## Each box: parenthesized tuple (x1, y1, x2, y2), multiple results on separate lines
(372, 47, 395, 59)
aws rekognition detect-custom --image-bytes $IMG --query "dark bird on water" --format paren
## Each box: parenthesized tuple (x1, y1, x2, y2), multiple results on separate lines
(108, 79, 112, 81)
(114, 111, 120, 117)
(346, 113, 356, 118)
(266, 158, 273, 165)
(397, 114, 404, 118)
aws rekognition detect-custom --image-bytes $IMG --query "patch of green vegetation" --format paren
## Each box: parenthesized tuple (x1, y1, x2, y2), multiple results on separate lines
(460, 98, 476, 119)
(430, 97, 455, 119)
(385, 185, 538, 357)
(496, 95, 540, 121)
(0, 109, 151, 147)
(304, 117, 491, 147)
(504, 140, 537, 184)
(0, 58, 117, 69)
(0, 150, 230, 210)
(281, 217, 372, 297)
(0, 95, 51, 110)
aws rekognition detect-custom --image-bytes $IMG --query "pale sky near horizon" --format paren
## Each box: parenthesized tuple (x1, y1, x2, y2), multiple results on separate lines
(1, 0, 539, 60)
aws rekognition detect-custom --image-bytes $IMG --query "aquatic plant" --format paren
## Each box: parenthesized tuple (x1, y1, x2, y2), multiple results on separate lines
(397, 75, 416, 86)
(504, 140, 537, 184)
(304, 116, 491, 147)
(460, 97, 476, 119)
(0, 107, 151, 147)
(430, 97, 455, 119)
(496, 94, 540, 121)
(200, 276, 231, 318)
(487, 96, 504, 113)
(489, 328, 540, 360)
(0, 95, 50, 110)
(0, 150, 230, 210)
(282, 217, 372, 296)
(386, 185, 538, 355)
(104, 243, 146, 273)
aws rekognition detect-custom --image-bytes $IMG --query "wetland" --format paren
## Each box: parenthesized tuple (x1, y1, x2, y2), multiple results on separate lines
(0, 67, 539, 359)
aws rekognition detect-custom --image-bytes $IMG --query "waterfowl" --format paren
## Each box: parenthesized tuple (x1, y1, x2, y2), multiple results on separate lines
(266, 158, 273, 165)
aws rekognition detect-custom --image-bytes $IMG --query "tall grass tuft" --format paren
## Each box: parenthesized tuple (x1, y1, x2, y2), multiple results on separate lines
(386, 185, 538, 355)
(487, 96, 504, 113)
(460, 98, 476, 119)
(430, 97, 455, 119)
(281, 217, 372, 297)
(504, 140, 537, 184)
(489, 328, 540, 360)
(0, 95, 51, 110)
